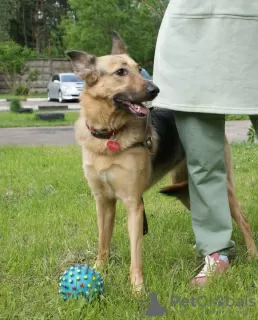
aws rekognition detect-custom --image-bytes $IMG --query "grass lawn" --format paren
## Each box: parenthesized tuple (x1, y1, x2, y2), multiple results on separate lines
(0, 111, 79, 128)
(0, 112, 250, 129)
(0, 92, 47, 100)
(226, 115, 249, 121)
(0, 144, 258, 319)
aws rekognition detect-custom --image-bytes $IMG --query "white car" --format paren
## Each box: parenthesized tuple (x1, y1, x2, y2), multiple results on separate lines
(47, 73, 85, 102)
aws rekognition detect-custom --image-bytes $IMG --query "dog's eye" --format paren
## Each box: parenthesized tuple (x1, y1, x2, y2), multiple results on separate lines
(115, 68, 128, 76)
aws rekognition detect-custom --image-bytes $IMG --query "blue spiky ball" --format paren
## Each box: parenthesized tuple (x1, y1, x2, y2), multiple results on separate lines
(59, 264, 104, 301)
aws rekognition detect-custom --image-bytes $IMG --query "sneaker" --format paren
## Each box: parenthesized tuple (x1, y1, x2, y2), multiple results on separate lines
(191, 252, 229, 286)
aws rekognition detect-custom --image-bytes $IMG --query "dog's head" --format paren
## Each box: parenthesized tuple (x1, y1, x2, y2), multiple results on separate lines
(66, 31, 159, 119)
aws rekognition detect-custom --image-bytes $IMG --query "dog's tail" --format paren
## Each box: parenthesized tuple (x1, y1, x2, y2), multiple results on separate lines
(159, 181, 188, 195)
(159, 181, 190, 210)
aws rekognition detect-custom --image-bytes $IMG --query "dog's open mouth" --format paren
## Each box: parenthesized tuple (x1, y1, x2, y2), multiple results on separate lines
(115, 99, 149, 118)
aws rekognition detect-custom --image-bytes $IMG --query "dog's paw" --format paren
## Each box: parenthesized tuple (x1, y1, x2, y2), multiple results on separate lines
(93, 259, 106, 270)
(247, 251, 258, 262)
(131, 282, 144, 296)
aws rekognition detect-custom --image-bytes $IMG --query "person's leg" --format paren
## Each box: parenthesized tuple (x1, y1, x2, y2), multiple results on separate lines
(174, 112, 235, 258)
(249, 115, 258, 139)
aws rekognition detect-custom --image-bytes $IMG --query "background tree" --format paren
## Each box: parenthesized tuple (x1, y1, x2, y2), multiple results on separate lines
(0, 0, 18, 41)
(61, 0, 166, 70)
(5, 0, 72, 54)
(0, 0, 170, 69)
(0, 41, 35, 92)
(140, 0, 169, 22)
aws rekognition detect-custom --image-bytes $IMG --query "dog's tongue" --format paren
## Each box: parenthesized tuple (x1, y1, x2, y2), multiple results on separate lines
(132, 104, 149, 115)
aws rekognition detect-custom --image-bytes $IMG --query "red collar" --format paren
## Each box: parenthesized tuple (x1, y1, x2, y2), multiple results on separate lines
(86, 123, 124, 139)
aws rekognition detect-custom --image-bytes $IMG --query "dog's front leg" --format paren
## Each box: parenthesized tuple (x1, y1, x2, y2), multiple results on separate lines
(94, 197, 116, 269)
(123, 197, 144, 293)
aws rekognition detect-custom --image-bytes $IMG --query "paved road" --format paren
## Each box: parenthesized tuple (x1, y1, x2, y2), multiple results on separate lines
(0, 120, 252, 146)
(0, 99, 254, 145)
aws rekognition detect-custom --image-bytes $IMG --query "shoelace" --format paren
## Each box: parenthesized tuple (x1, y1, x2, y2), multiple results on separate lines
(196, 255, 219, 278)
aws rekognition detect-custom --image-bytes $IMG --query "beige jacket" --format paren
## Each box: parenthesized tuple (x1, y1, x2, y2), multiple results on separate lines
(153, 0, 258, 114)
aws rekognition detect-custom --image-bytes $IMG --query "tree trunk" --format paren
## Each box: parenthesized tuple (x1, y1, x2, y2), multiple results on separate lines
(34, 0, 40, 53)
(41, 0, 46, 51)
(22, 6, 28, 46)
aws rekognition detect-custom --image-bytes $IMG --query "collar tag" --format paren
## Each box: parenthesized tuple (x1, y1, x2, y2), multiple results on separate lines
(107, 140, 120, 152)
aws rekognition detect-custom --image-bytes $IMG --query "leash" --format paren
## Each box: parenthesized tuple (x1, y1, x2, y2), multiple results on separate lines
(144, 109, 153, 149)
(142, 197, 148, 235)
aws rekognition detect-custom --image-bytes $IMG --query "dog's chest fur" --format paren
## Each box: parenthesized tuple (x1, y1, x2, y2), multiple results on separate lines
(82, 147, 152, 199)
(77, 109, 186, 199)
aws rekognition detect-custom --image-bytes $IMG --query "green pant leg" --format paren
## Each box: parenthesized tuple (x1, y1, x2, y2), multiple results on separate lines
(174, 112, 235, 257)
(249, 115, 258, 139)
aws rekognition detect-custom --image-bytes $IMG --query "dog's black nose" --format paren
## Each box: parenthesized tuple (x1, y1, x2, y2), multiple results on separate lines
(146, 81, 160, 99)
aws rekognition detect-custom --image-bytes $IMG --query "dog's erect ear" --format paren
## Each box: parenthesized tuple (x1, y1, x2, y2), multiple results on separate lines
(66, 50, 97, 84)
(111, 31, 127, 55)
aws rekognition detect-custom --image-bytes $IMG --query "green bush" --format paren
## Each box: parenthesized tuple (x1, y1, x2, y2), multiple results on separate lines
(0, 41, 36, 92)
(28, 69, 40, 82)
(9, 99, 21, 113)
(247, 125, 256, 143)
(14, 85, 29, 96)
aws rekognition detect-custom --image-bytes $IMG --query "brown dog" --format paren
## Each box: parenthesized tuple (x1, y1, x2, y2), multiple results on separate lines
(66, 32, 257, 293)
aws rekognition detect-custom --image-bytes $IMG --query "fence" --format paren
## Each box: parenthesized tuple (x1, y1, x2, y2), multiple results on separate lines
(0, 58, 73, 93)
